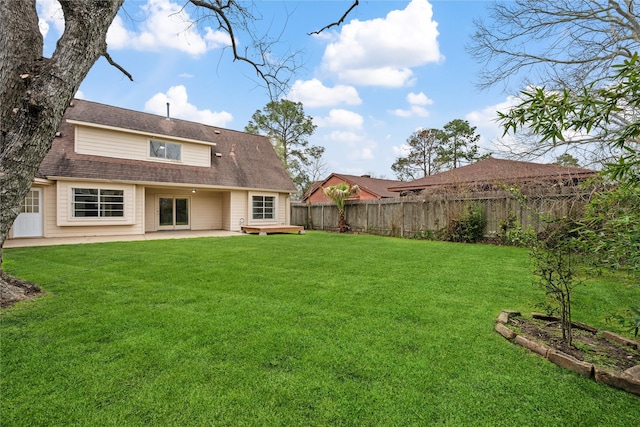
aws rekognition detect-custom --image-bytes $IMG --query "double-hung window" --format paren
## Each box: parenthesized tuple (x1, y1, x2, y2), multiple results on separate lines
(72, 188, 124, 218)
(150, 140, 181, 161)
(252, 195, 275, 220)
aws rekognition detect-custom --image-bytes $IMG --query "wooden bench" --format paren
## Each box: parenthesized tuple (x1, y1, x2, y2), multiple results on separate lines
(241, 225, 305, 236)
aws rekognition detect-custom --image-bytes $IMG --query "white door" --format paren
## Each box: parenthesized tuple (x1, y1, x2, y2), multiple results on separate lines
(13, 188, 43, 237)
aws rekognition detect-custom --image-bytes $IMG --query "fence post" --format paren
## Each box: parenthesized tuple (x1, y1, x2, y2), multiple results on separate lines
(401, 201, 404, 237)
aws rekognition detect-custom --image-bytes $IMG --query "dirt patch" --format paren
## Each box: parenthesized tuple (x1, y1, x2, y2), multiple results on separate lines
(0, 273, 42, 309)
(507, 315, 639, 372)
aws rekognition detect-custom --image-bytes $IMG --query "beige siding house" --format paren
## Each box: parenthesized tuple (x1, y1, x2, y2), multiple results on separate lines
(9, 99, 297, 242)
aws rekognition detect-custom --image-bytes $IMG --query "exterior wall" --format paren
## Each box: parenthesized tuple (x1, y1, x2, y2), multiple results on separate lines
(228, 190, 248, 231)
(278, 193, 290, 225)
(221, 192, 231, 231)
(191, 191, 223, 230)
(10, 183, 293, 240)
(308, 176, 379, 203)
(42, 184, 57, 237)
(144, 188, 223, 232)
(74, 126, 211, 167)
(43, 181, 144, 238)
(144, 189, 157, 232)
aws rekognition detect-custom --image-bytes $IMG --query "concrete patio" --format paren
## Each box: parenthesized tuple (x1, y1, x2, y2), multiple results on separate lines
(4, 230, 246, 249)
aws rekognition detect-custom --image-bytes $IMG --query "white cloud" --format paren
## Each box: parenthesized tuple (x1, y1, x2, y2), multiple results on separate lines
(327, 130, 364, 143)
(287, 79, 361, 108)
(392, 143, 411, 156)
(37, 0, 64, 38)
(106, 0, 231, 56)
(144, 85, 233, 127)
(390, 91, 433, 117)
(315, 109, 364, 129)
(338, 68, 416, 88)
(321, 0, 443, 87)
(407, 92, 432, 106)
(466, 96, 521, 155)
(324, 131, 376, 162)
(351, 146, 375, 161)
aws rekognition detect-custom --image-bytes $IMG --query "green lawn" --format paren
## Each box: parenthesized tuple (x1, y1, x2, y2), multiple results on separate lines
(1, 232, 638, 426)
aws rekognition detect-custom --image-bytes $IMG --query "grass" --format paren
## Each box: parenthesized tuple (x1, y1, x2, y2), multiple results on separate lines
(1, 232, 638, 426)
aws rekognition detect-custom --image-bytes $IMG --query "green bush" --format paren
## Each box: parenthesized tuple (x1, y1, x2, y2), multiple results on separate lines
(498, 213, 537, 247)
(445, 203, 487, 243)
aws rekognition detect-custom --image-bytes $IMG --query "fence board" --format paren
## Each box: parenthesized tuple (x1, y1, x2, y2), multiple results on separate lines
(292, 189, 591, 238)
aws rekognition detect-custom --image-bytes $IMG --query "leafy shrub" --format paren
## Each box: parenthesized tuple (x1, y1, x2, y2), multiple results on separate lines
(530, 219, 583, 345)
(445, 203, 487, 243)
(498, 213, 537, 247)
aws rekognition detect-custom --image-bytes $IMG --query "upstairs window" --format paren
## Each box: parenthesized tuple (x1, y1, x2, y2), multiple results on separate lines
(150, 140, 181, 161)
(72, 188, 124, 218)
(252, 195, 275, 220)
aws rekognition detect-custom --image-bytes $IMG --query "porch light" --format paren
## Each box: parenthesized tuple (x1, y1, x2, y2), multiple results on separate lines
(191, 189, 196, 193)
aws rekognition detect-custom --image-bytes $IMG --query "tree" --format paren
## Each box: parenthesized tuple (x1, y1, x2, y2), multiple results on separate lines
(0, 0, 359, 300)
(468, 0, 640, 166)
(499, 55, 640, 343)
(469, 0, 640, 92)
(499, 55, 640, 184)
(323, 183, 359, 233)
(437, 119, 481, 169)
(391, 128, 443, 181)
(298, 145, 327, 197)
(245, 99, 319, 193)
(530, 222, 582, 346)
(552, 153, 580, 167)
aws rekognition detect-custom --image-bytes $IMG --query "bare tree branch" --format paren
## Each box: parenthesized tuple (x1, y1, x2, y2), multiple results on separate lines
(468, 0, 640, 92)
(308, 0, 359, 35)
(187, 0, 301, 99)
(103, 52, 133, 81)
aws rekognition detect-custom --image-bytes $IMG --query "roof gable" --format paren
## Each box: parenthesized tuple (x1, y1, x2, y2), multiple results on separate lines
(37, 99, 296, 192)
(304, 173, 402, 201)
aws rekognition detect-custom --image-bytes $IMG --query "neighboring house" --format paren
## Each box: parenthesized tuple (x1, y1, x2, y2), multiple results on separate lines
(8, 99, 297, 241)
(389, 158, 597, 195)
(303, 173, 402, 203)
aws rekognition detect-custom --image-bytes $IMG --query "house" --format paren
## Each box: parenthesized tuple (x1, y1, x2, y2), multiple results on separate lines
(389, 158, 597, 195)
(303, 173, 402, 203)
(8, 99, 298, 241)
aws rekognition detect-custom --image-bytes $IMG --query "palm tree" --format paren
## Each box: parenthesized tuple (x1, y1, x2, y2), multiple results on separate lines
(323, 183, 360, 232)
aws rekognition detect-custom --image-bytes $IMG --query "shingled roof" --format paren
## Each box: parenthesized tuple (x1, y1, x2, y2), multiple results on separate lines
(37, 99, 296, 192)
(303, 173, 401, 202)
(389, 158, 597, 193)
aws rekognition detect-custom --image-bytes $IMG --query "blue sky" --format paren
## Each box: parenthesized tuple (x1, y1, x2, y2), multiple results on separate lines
(37, 0, 522, 179)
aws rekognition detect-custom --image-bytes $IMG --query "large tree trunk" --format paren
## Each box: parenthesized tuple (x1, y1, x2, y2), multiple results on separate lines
(0, 0, 124, 305)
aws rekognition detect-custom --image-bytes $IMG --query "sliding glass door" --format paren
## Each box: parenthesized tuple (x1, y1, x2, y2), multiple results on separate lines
(158, 197, 190, 230)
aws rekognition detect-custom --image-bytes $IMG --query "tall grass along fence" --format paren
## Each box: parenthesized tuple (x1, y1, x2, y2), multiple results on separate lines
(292, 186, 591, 239)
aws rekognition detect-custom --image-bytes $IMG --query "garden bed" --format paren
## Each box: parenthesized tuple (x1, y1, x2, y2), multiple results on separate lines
(496, 310, 640, 395)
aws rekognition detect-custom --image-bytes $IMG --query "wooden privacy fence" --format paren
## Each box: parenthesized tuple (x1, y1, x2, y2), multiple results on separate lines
(291, 188, 591, 238)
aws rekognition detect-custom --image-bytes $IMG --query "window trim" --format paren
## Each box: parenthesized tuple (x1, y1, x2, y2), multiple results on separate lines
(250, 193, 277, 222)
(71, 188, 125, 219)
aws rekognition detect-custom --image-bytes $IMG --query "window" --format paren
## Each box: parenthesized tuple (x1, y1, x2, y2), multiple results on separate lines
(72, 188, 124, 218)
(21, 190, 40, 213)
(150, 140, 181, 161)
(252, 195, 275, 220)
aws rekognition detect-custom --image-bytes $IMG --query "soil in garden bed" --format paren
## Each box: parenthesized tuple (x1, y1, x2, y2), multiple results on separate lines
(509, 316, 639, 371)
